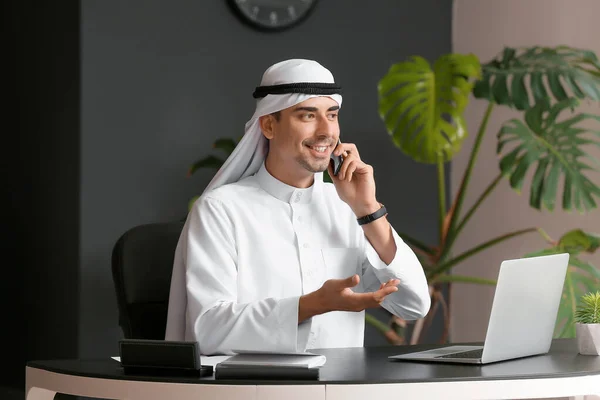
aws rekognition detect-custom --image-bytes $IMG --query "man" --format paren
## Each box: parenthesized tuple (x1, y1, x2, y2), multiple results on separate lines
(165, 59, 430, 355)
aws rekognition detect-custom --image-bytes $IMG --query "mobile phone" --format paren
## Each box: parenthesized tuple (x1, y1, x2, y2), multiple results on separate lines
(330, 140, 344, 176)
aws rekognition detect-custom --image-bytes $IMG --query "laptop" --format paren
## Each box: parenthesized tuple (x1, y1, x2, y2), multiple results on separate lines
(389, 252, 569, 365)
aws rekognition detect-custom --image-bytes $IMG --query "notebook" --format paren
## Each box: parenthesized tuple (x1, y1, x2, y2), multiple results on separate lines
(219, 351, 326, 368)
(214, 351, 325, 380)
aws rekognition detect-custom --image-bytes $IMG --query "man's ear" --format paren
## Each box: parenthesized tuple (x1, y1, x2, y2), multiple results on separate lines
(259, 115, 275, 140)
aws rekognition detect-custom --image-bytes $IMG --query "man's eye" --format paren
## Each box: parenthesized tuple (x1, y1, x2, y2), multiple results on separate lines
(328, 113, 338, 120)
(302, 113, 315, 120)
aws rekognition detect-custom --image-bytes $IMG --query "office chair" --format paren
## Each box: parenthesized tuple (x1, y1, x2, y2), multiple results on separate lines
(111, 221, 185, 339)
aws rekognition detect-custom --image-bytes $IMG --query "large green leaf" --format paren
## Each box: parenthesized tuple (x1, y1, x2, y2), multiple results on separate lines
(378, 54, 481, 164)
(474, 46, 600, 110)
(525, 229, 600, 338)
(497, 98, 600, 212)
(558, 229, 600, 254)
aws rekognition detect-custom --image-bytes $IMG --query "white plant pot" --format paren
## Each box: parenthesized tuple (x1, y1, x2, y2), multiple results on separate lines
(575, 323, 600, 356)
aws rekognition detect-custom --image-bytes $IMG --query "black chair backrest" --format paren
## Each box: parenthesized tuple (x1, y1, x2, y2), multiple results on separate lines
(111, 222, 184, 339)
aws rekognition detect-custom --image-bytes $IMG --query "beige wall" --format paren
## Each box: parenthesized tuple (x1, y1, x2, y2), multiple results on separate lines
(451, 0, 600, 342)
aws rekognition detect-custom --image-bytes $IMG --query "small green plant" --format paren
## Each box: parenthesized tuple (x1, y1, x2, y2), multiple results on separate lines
(575, 291, 600, 324)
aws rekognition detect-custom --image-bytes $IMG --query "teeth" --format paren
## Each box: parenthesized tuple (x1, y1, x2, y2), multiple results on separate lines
(312, 146, 327, 153)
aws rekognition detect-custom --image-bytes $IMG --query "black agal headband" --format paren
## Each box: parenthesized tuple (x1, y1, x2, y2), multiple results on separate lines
(252, 82, 342, 99)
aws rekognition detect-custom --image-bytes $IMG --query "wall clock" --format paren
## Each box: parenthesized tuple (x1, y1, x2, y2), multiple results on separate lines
(228, 0, 318, 32)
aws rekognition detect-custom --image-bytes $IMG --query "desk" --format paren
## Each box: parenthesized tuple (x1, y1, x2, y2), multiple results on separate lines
(26, 339, 600, 400)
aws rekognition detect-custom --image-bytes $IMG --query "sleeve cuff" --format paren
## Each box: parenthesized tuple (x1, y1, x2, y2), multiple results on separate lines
(275, 296, 313, 352)
(364, 227, 431, 319)
(364, 227, 408, 281)
(296, 319, 312, 352)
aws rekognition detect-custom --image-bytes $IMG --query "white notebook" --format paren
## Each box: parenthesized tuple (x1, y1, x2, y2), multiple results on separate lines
(219, 351, 326, 369)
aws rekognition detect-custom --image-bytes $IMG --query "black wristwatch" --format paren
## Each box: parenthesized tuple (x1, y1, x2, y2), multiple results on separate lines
(357, 204, 387, 226)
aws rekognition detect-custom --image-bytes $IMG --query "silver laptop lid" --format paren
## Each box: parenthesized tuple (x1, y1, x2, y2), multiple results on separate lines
(481, 253, 569, 363)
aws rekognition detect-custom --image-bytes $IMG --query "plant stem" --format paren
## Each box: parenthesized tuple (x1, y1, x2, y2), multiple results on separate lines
(428, 227, 537, 279)
(454, 172, 503, 238)
(413, 294, 438, 345)
(441, 102, 495, 260)
(432, 274, 497, 286)
(364, 313, 390, 335)
(435, 290, 450, 344)
(537, 227, 555, 244)
(437, 157, 447, 246)
(410, 285, 434, 345)
(563, 268, 576, 337)
(398, 232, 435, 255)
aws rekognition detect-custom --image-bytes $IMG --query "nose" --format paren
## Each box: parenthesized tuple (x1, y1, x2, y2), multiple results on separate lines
(316, 114, 337, 136)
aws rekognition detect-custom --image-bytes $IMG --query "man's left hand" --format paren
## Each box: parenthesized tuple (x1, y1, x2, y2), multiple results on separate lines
(328, 142, 380, 217)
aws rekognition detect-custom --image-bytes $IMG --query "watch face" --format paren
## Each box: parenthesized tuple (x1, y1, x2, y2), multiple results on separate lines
(229, 0, 318, 31)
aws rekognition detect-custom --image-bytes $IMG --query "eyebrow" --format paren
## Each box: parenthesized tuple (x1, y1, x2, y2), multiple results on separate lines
(293, 105, 340, 113)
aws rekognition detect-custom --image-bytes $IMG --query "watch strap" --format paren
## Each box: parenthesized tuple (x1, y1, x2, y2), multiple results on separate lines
(357, 205, 387, 226)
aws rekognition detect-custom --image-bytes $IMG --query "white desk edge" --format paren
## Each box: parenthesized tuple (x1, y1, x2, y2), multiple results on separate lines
(25, 366, 600, 400)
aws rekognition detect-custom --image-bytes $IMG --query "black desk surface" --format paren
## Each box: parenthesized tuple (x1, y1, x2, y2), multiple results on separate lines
(27, 339, 600, 386)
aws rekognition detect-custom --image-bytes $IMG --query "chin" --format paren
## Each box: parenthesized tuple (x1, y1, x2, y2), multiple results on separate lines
(317, 163, 329, 173)
(298, 159, 329, 174)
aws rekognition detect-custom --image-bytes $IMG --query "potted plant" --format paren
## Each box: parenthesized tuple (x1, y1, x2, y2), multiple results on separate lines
(373, 46, 600, 344)
(575, 290, 600, 355)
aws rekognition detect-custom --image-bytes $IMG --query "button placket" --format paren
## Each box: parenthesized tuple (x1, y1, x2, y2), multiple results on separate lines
(292, 201, 312, 293)
(294, 212, 308, 292)
(292, 203, 310, 251)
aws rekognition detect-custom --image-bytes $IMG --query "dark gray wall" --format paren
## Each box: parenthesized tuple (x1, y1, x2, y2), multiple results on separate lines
(80, 0, 452, 357)
(4, 0, 451, 392)
(6, 0, 80, 390)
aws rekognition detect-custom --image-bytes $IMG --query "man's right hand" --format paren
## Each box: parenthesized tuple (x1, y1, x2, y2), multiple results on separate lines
(298, 275, 400, 323)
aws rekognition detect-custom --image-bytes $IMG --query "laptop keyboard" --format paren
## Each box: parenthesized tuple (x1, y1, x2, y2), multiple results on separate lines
(435, 349, 484, 359)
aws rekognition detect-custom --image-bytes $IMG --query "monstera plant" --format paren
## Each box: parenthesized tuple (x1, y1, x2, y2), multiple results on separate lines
(373, 46, 600, 344)
(188, 46, 600, 343)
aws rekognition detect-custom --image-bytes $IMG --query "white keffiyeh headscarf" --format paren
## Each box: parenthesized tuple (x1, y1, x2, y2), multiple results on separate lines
(165, 59, 343, 340)
(202, 58, 343, 194)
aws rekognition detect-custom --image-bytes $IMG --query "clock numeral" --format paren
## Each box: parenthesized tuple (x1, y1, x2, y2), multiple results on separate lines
(231, 0, 316, 30)
(288, 6, 296, 18)
(269, 11, 278, 25)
